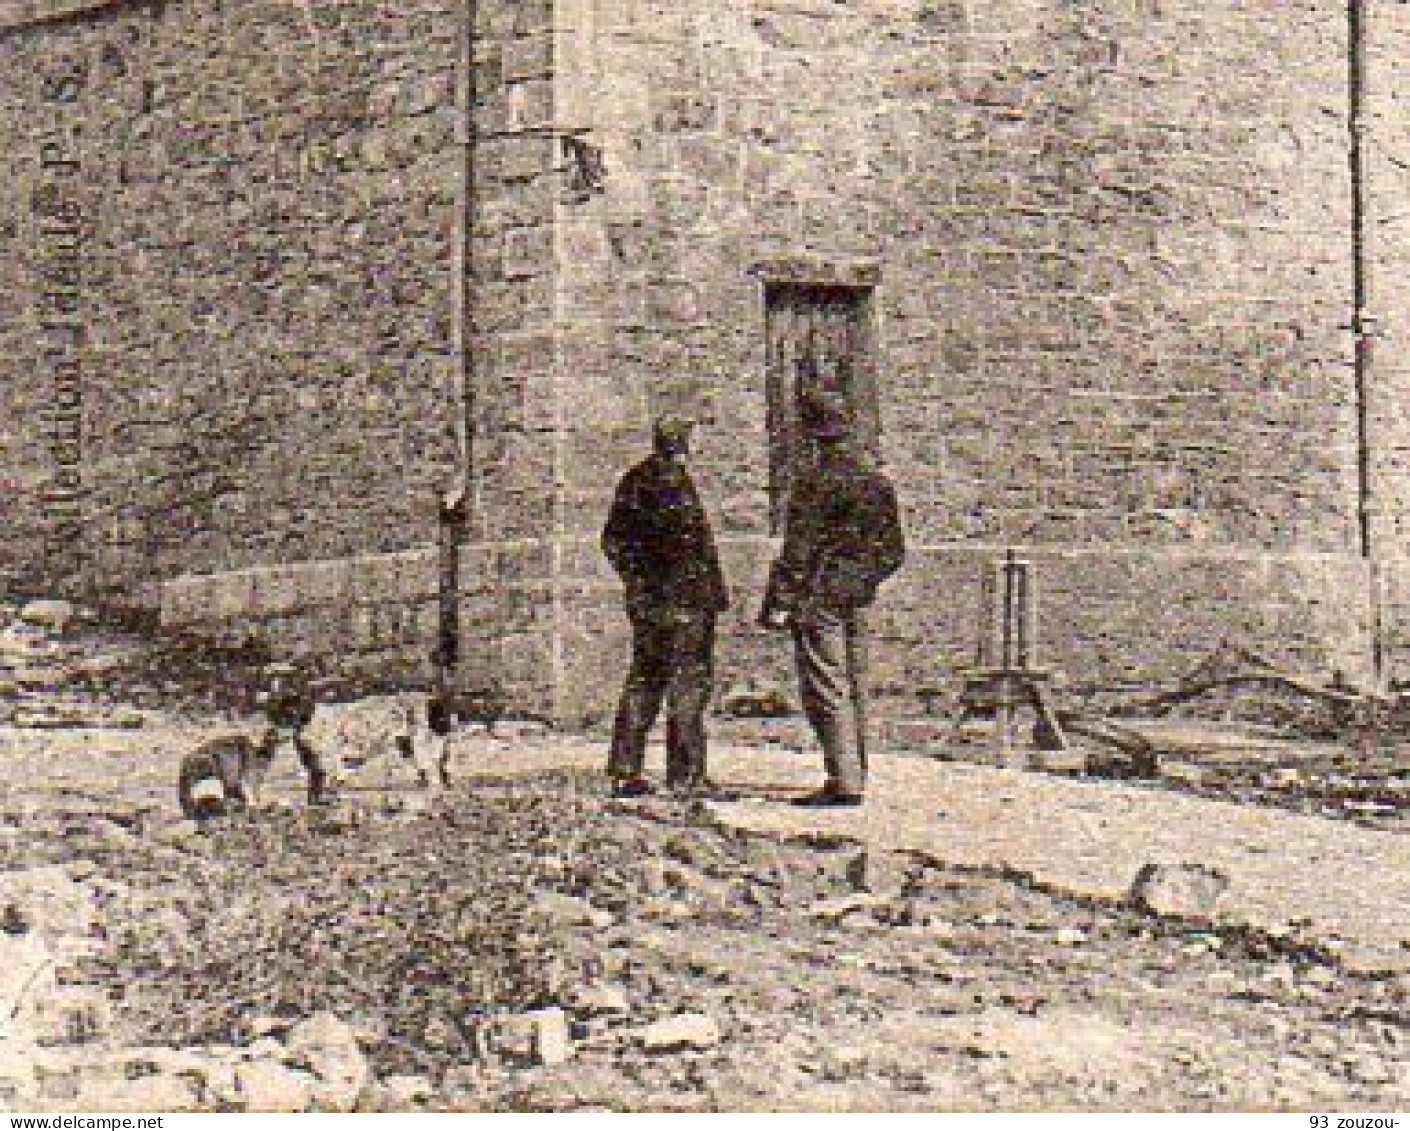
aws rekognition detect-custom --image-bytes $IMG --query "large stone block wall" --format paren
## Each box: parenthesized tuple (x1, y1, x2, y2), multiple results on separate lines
(0, 0, 466, 670)
(538, 0, 1373, 721)
(1, 0, 1404, 719)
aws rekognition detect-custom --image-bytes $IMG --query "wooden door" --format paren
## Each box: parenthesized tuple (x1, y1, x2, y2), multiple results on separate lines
(764, 283, 879, 531)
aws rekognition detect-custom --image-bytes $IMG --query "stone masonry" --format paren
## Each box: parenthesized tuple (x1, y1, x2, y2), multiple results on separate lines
(1, 0, 1408, 721)
(0, 0, 465, 675)
(530, 0, 1381, 720)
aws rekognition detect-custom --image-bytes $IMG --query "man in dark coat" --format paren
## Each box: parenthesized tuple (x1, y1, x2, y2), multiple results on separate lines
(761, 397, 905, 806)
(603, 415, 729, 797)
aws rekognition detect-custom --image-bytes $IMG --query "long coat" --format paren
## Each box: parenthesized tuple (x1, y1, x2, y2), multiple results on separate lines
(765, 449, 905, 620)
(602, 454, 729, 614)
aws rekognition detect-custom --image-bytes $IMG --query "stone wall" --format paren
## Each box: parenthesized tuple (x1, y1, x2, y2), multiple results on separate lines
(535, 0, 1373, 721)
(0, 0, 1401, 719)
(0, 0, 465, 668)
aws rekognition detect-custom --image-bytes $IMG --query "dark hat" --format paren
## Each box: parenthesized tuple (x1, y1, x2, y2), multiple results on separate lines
(652, 414, 695, 451)
(800, 396, 853, 441)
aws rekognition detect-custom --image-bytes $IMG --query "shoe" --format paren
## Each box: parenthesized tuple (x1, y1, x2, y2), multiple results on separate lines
(610, 777, 653, 799)
(791, 788, 863, 808)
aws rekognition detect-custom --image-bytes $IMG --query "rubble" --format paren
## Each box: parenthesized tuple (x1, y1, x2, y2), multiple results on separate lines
(0, 699, 1405, 1112)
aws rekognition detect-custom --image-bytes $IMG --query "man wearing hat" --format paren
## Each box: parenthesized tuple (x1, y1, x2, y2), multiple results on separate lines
(602, 415, 729, 797)
(761, 396, 905, 806)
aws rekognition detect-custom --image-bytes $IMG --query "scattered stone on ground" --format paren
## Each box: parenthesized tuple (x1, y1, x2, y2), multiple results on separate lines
(0, 606, 1407, 1114)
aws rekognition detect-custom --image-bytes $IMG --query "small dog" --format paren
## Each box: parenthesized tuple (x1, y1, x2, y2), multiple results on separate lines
(177, 734, 273, 820)
(393, 687, 524, 789)
(394, 692, 461, 789)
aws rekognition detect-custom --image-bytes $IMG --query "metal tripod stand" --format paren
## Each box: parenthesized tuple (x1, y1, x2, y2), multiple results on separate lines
(948, 550, 1068, 764)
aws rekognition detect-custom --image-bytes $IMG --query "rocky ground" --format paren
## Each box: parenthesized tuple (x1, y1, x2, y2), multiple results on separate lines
(0, 599, 1407, 1112)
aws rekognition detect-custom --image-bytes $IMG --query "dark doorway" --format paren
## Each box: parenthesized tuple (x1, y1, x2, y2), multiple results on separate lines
(764, 283, 880, 531)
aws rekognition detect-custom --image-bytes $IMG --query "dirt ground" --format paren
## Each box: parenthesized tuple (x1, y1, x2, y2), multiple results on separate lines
(1, 709, 1407, 1113)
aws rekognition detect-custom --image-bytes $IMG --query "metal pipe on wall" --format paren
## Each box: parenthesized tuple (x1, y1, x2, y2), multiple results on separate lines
(437, 0, 478, 680)
(1348, 0, 1385, 685)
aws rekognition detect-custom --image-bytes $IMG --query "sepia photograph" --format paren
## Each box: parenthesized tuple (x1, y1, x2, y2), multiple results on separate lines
(0, 0, 1406, 1116)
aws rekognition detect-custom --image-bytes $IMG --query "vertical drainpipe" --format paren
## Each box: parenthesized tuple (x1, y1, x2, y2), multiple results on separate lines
(439, 0, 477, 685)
(1349, 0, 1384, 687)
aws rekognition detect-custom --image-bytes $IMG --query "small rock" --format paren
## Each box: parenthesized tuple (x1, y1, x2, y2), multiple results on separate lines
(1306, 1032, 1340, 1058)
(284, 1012, 371, 1112)
(1346, 1052, 1394, 1085)
(810, 893, 888, 923)
(154, 819, 204, 847)
(1267, 767, 1303, 788)
(719, 678, 793, 718)
(1054, 927, 1086, 947)
(116, 1046, 211, 1079)
(236, 1059, 315, 1113)
(569, 983, 631, 1017)
(242, 1037, 286, 1062)
(911, 915, 958, 942)
(249, 1016, 294, 1039)
(533, 891, 615, 930)
(820, 1044, 870, 1081)
(531, 1008, 572, 1066)
(639, 1012, 722, 1053)
(641, 896, 694, 923)
(32, 986, 111, 1047)
(491, 1008, 573, 1067)
(659, 861, 733, 906)
(1128, 861, 1230, 922)
(1302, 965, 1338, 989)
(87, 1070, 203, 1113)
(19, 600, 78, 634)
(378, 1073, 437, 1107)
(845, 848, 917, 896)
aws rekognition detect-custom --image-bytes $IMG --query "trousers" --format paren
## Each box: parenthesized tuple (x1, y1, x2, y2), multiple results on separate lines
(608, 607, 716, 788)
(791, 609, 869, 796)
